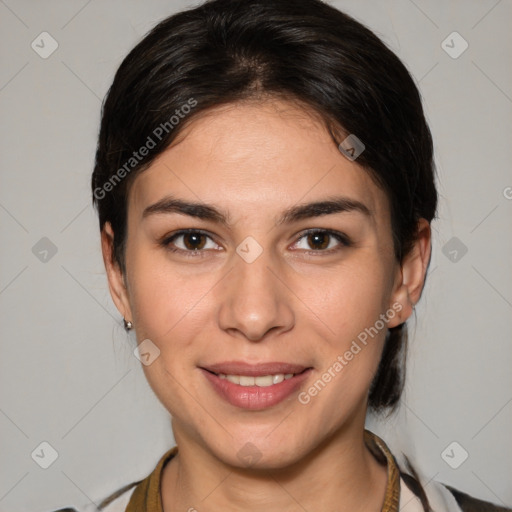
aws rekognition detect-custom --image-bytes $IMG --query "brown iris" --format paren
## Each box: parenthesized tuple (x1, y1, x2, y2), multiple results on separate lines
(182, 232, 207, 250)
(307, 232, 330, 250)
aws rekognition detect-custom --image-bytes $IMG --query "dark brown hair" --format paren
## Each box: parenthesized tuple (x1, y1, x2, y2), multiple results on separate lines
(92, 0, 437, 412)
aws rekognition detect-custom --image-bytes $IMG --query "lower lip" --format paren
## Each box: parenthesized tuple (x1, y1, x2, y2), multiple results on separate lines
(201, 368, 313, 410)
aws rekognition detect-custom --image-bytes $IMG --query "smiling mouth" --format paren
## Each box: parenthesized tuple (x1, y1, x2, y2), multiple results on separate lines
(203, 367, 310, 387)
(201, 366, 313, 410)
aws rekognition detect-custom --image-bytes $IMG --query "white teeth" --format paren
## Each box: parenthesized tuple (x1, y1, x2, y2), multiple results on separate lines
(219, 373, 296, 386)
(272, 374, 284, 384)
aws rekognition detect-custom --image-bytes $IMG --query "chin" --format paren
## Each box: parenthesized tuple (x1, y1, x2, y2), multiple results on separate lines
(207, 433, 307, 472)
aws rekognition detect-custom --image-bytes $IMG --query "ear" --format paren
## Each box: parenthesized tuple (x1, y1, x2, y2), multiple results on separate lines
(101, 222, 133, 324)
(387, 218, 432, 328)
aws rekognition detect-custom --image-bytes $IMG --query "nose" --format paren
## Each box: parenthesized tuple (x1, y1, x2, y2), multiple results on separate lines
(217, 244, 295, 342)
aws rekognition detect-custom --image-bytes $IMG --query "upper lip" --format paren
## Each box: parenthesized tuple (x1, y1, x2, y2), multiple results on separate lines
(201, 361, 310, 377)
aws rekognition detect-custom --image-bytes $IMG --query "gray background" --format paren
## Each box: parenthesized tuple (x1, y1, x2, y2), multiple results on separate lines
(0, 0, 511, 510)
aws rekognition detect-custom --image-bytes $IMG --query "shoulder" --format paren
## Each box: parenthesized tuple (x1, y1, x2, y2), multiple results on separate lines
(401, 467, 512, 512)
(50, 446, 179, 512)
(95, 481, 138, 511)
(47, 481, 138, 512)
(369, 431, 511, 512)
(444, 484, 512, 512)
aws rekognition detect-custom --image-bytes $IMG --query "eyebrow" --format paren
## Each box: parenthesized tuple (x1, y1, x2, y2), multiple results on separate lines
(142, 195, 372, 226)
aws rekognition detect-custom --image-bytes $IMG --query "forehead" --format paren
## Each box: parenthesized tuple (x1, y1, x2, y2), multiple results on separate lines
(128, 99, 390, 226)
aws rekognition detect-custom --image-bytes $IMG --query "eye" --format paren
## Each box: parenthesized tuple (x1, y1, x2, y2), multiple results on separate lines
(161, 229, 220, 257)
(292, 229, 351, 254)
(161, 228, 351, 258)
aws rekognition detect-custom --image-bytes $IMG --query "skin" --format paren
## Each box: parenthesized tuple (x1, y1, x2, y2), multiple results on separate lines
(101, 99, 431, 511)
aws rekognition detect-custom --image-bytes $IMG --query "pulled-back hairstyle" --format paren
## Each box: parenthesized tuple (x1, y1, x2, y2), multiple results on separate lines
(92, 0, 437, 412)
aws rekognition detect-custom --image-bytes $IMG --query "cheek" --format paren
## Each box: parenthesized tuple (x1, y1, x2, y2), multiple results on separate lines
(127, 247, 217, 350)
(297, 276, 387, 429)
(306, 259, 391, 337)
(301, 259, 391, 389)
(127, 252, 216, 412)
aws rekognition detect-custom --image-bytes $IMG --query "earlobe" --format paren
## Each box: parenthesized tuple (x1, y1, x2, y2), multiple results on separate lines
(387, 219, 432, 328)
(101, 222, 133, 324)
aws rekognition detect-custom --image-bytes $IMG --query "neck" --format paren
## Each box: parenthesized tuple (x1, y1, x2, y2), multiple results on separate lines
(161, 421, 388, 512)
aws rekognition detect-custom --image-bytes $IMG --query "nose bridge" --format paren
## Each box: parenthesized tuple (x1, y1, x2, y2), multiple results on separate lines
(217, 239, 294, 340)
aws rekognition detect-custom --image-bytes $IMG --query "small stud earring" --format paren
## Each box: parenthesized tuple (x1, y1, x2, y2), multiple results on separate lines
(123, 318, 133, 331)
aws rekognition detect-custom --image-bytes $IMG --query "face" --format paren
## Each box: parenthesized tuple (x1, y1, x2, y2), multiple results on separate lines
(103, 99, 426, 470)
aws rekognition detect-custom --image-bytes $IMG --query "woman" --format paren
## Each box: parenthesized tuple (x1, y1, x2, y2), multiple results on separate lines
(59, 0, 510, 510)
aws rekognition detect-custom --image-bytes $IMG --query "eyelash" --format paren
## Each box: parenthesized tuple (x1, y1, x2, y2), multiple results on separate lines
(160, 228, 351, 258)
